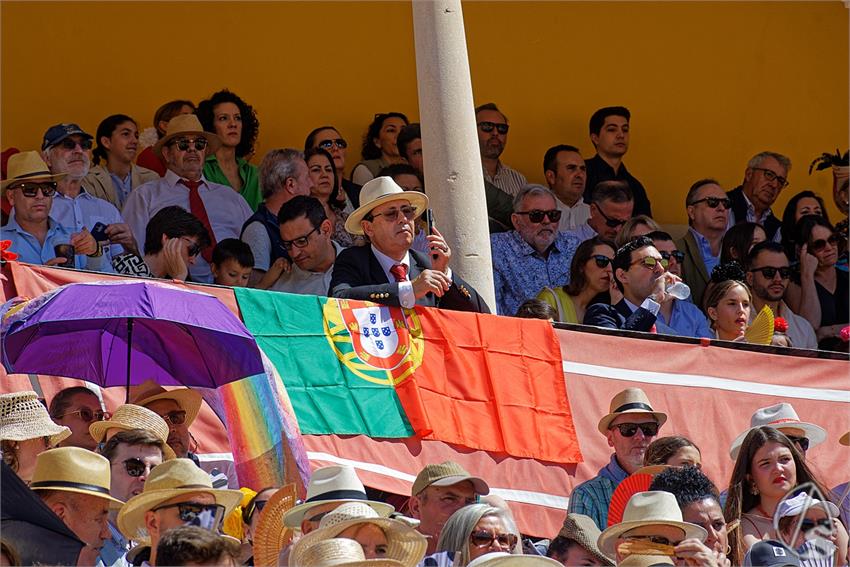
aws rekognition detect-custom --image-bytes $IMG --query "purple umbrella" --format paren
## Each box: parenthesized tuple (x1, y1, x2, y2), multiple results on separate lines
(1, 281, 264, 396)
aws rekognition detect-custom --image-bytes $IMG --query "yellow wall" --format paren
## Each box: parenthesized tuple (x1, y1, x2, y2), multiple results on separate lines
(2, 1, 847, 224)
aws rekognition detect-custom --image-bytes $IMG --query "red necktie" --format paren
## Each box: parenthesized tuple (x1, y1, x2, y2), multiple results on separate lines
(180, 179, 216, 263)
(389, 263, 408, 282)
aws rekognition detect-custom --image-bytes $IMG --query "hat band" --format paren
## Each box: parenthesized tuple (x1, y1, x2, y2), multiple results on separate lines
(305, 489, 368, 503)
(768, 418, 801, 425)
(30, 480, 110, 495)
(613, 402, 654, 413)
(10, 170, 54, 181)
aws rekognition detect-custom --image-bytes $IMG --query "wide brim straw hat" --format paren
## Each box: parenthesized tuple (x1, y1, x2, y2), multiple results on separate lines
(117, 458, 242, 541)
(1, 151, 67, 191)
(557, 514, 614, 566)
(252, 484, 297, 567)
(466, 553, 563, 567)
(597, 492, 706, 558)
(29, 446, 123, 505)
(89, 404, 176, 460)
(130, 381, 203, 428)
(153, 113, 221, 159)
(617, 555, 674, 567)
(729, 402, 827, 459)
(597, 388, 667, 434)
(345, 176, 429, 236)
(290, 501, 427, 567)
(296, 538, 405, 567)
(0, 390, 70, 446)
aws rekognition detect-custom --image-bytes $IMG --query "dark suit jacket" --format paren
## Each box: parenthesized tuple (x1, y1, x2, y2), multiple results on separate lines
(329, 246, 490, 313)
(727, 186, 781, 241)
(583, 299, 656, 331)
(677, 229, 710, 310)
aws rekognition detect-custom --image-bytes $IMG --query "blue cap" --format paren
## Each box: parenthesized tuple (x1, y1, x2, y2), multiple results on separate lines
(41, 123, 93, 151)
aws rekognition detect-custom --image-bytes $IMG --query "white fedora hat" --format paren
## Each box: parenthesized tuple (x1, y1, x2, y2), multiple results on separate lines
(344, 176, 429, 236)
(467, 552, 563, 567)
(729, 403, 827, 459)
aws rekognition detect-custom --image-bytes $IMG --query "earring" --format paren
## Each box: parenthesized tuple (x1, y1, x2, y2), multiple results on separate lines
(750, 481, 759, 495)
(726, 544, 732, 555)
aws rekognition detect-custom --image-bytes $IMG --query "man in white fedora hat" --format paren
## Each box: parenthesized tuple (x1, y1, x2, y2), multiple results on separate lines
(329, 176, 489, 312)
(117, 458, 242, 566)
(123, 113, 253, 283)
(568, 388, 667, 530)
(729, 402, 827, 461)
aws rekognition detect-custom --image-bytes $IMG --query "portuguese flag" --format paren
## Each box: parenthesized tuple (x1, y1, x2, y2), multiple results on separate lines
(234, 288, 582, 464)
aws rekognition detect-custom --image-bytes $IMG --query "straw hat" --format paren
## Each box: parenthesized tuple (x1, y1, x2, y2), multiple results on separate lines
(252, 484, 297, 567)
(728, 403, 827, 459)
(411, 461, 489, 496)
(597, 491, 707, 558)
(117, 458, 242, 541)
(0, 151, 67, 190)
(556, 514, 613, 566)
(297, 538, 404, 567)
(29, 446, 123, 505)
(284, 465, 394, 528)
(153, 114, 221, 159)
(130, 381, 202, 428)
(290, 502, 427, 567)
(344, 176, 429, 235)
(0, 390, 70, 446)
(89, 404, 176, 460)
(617, 555, 674, 567)
(466, 553, 563, 567)
(597, 388, 667, 434)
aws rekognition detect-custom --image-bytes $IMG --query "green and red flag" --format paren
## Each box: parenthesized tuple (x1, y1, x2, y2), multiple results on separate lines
(234, 288, 582, 464)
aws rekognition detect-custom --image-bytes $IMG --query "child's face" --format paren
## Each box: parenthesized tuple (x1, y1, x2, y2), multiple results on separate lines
(212, 258, 252, 287)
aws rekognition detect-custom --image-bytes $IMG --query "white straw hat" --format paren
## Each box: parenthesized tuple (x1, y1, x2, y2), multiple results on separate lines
(345, 176, 429, 235)
(89, 404, 176, 460)
(729, 403, 827, 459)
(467, 552, 563, 567)
(0, 391, 70, 447)
(297, 538, 404, 567)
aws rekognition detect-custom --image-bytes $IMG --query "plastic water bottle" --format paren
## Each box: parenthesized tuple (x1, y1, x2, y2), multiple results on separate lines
(666, 281, 691, 300)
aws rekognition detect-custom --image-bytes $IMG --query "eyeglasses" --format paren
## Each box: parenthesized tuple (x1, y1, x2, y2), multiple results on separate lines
(469, 530, 518, 548)
(282, 226, 319, 250)
(368, 205, 417, 222)
(317, 138, 347, 150)
(158, 410, 187, 425)
(9, 182, 58, 198)
(152, 501, 225, 530)
(659, 250, 685, 264)
(690, 197, 732, 210)
(244, 498, 268, 523)
(180, 238, 201, 258)
(749, 266, 791, 280)
(118, 458, 157, 478)
(54, 407, 108, 422)
(630, 256, 668, 270)
(752, 167, 789, 188)
(785, 434, 810, 452)
(623, 535, 676, 546)
(514, 209, 562, 224)
(591, 255, 613, 268)
(801, 518, 833, 532)
(595, 205, 628, 228)
(58, 138, 93, 150)
(477, 121, 509, 135)
(170, 138, 208, 151)
(810, 234, 840, 253)
(611, 422, 660, 437)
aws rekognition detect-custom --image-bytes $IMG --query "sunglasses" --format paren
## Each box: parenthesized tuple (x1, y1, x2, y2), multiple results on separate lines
(611, 422, 659, 437)
(515, 209, 562, 224)
(752, 167, 789, 188)
(158, 410, 187, 425)
(809, 234, 840, 253)
(591, 255, 613, 268)
(55, 407, 108, 422)
(690, 196, 732, 210)
(9, 181, 58, 198)
(368, 205, 417, 222)
(152, 501, 225, 530)
(785, 434, 810, 452)
(631, 256, 668, 270)
(171, 138, 208, 151)
(801, 518, 833, 532)
(469, 530, 518, 548)
(749, 266, 791, 280)
(317, 138, 347, 150)
(624, 535, 676, 546)
(659, 250, 685, 263)
(244, 498, 268, 524)
(477, 121, 509, 135)
(119, 458, 157, 478)
(282, 226, 319, 251)
(595, 206, 628, 228)
(58, 138, 93, 150)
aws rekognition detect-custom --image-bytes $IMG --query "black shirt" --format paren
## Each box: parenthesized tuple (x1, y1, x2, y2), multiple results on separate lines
(583, 154, 653, 217)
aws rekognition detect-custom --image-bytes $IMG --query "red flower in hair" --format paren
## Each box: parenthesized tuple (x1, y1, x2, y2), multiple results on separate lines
(841, 326, 850, 343)
(773, 317, 789, 333)
(0, 240, 18, 262)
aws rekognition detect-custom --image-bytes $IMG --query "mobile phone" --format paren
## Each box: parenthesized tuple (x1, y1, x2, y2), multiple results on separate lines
(425, 209, 435, 235)
(91, 222, 109, 242)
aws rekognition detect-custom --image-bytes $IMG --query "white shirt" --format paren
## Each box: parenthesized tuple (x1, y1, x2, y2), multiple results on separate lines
(122, 169, 253, 283)
(270, 241, 344, 296)
(748, 301, 818, 350)
(566, 222, 598, 243)
(555, 198, 591, 231)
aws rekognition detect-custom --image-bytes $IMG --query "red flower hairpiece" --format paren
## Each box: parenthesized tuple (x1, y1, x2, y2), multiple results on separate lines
(773, 317, 789, 333)
(841, 326, 850, 343)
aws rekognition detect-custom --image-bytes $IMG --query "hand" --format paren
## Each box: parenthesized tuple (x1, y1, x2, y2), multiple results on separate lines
(673, 538, 719, 567)
(105, 223, 138, 254)
(426, 227, 451, 273)
(70, 229, 97, 256)
(649, 272, 679, 304)
(799, 244, 818, 280)
(77, 544, 101, 567)
(412, 269, 451, 299)
(162, 237, 188, 281)
(255, 258, 291, 290)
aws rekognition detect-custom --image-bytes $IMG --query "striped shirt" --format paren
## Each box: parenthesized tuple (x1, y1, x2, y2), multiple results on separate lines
(567, 454, 629, 530)
(484, 161, 528, 197)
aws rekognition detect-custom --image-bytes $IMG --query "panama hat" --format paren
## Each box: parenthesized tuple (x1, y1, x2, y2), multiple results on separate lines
(617, 555, 674, 567)
(284, 465, 394, 528)
(466, 553, 563, 567)
(297, 537, 404, 567)
(597, 388, 667, 435)
(252, 484, 297, 567)
(153, 113, 221, 159)
(29, 446, 123, 505)
(411, 461, 489, 497)
(89, 404, 176, 460)
(345, 176, 429, 235)
(1, 151, 67, 190)
(130, 381, 202, 428)
(597, 491, 707, 558)
(556, 514, 614, 566)
(840, 431, 849, 446)
(729, 403, 827, 460)
(0, 390, 70, 446)
(117, 458, 242, 541)
(290, 502, 427, 567)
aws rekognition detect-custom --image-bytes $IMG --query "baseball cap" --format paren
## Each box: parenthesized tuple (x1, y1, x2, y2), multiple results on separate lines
(42, 123, 93, 151)
(411, 461, 489, 496)
(744, 541, 801, 567)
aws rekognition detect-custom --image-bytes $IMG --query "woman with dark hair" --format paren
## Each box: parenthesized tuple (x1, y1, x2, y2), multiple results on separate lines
(644, 436, 702, 468)
(720, 222, 766, 265)
(537, 237, 614, 323)
(704, 279, 752, 341)
(305, 147, 362, 247)
(350, 112, 409, 186)
(82, 114, 159, 208)
(304, 125, 362, 208)
(197, 89, 262, 211)
(136, 99, 196, 176)
(780, 190, 830, 259)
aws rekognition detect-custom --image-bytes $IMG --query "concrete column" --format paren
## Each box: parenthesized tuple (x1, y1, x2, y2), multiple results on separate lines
(412, 0, 496, 311)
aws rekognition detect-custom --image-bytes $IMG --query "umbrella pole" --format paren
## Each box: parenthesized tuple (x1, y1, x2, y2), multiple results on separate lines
(125, 318, 133, 404)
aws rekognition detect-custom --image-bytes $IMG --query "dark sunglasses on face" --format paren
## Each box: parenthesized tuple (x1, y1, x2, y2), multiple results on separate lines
(187, 242, 201, 257)
(158, 410, 187, 425)
(171, 138, 208, 151)
(611, 422, 659, 437)
(317, 138, 347, 150)
(477, 121, 509, 135)
(58, 138, 93, 150)
(591, 255, 613, 268)
(55, 407, 108, 422)
(631, 256, 668, 270)
(784, 434, 810, 452)
(469, 530, 518, 548)
(809, 234, 840, 253)
(368, 205, 417, 222)
(9, 181, 58, 198)
(595, 206, 628, 228)
(749, 266, 791, 280)
(801, 518, 833, 532)
(119, 458, 157, 477)
(659, 250, 685, 263)
(152, 501, 225, 529)
(515, 209, 562, 223)
(624, 535, 676, 546)
(690, 196, 732, 210)
(282, 226, 319, 251)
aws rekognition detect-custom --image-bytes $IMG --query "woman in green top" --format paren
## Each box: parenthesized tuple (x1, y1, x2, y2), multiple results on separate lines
(537, 236, 615, 323)
(197, 89, 262, 211)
